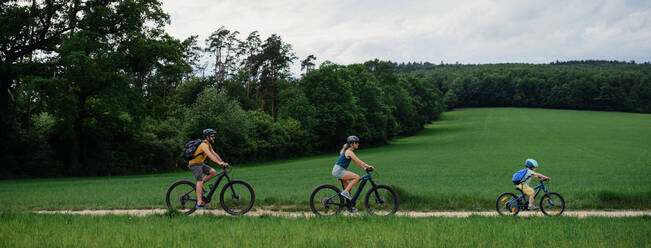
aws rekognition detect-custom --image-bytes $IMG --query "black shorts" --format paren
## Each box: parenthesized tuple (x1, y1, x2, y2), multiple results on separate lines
(188, 163, 214, 181)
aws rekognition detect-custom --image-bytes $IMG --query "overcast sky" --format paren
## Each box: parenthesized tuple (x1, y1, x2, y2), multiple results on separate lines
(160, 0, 651, 75)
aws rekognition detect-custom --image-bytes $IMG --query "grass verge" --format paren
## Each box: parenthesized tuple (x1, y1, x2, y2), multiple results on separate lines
(1, 211, 649, 247)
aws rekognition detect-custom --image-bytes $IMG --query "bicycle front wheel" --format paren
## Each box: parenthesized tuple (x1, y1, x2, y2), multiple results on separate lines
(540, 192, 565, 216)
(165, 180, 198, 215)
(309, 184, 344, 216)
(365, 185, 399, 216)
(496, 192, 521, 216)
(220, 180, 255, 215)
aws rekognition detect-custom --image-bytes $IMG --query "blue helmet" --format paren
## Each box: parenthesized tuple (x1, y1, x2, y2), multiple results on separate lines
(525, 158, 538, 168)
(346, 135, 360, 144)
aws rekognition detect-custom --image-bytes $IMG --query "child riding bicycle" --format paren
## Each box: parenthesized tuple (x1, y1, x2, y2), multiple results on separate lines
(513, 158, 550, 210)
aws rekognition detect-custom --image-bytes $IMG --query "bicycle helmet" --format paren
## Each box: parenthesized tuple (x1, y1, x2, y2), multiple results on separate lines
(346, 135, 360, 144)
(203, 128, 217, 137)
(525, 158, 538, 168)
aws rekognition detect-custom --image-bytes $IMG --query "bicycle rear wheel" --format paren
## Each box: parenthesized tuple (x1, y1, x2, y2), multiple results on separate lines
(165, 180, 198, 215)
(309, 184, 344, 216)
(365, 185, 399, 216)
(496, 192, 521, 216)
(540, 192, 565, 216)
(220, 180, 255, 215)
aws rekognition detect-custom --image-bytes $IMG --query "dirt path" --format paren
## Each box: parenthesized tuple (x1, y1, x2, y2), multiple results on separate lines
(36, 209, 651, 218)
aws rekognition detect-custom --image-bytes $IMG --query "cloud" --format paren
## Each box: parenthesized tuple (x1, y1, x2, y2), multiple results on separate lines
(160, 0, 651, 74)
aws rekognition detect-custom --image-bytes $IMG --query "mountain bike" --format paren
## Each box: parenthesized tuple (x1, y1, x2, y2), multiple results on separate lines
(309, 168, 398, 216)
(496, 178, 565, 216)
(165, 166, 255, 215)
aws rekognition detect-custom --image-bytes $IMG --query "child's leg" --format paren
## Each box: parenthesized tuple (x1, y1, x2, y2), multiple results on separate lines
(529, 194, 535, 207)
(522, 185, 536, 208)
(518, 184, 536, 207)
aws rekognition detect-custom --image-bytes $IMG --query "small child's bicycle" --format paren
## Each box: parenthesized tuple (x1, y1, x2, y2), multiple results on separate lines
(496, 179, 565, 216)
(309, 168, 399, 216)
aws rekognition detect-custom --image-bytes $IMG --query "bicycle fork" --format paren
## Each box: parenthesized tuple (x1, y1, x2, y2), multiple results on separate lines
(224, 175, 240, 200)
(535, 188, 557, 207)
(368, 179, 385, 204)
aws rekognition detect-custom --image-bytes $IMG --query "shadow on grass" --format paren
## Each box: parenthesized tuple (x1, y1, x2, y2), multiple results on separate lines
(597, 191, 651, 209)
(390, 185, 427, 204)
(391, 185, 498, 210)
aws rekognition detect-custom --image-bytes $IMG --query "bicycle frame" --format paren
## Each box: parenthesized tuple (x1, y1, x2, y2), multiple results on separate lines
(509, 180, 555, 208)
(336, 171, 378, 208)
(202, 167, 234, 203)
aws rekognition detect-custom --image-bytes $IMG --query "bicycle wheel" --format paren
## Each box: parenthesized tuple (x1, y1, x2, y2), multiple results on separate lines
(220, 180, 255, 215)
(309, 184, 344, 216)
(365, 185, 399, 216)
(540, 192, 565, 216)
(165, 180, 198, 215)
(496, 192, 521, 216)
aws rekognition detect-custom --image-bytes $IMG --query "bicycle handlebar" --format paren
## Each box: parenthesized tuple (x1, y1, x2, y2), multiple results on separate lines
(220, 165, 232, 174)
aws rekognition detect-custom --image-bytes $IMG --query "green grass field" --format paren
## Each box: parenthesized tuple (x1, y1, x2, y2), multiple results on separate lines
(1, 212, 649, 247)
(1, 108, 649, 211)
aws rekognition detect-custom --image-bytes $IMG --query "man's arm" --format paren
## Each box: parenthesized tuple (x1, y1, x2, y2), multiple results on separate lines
(200, 145, 228, 167)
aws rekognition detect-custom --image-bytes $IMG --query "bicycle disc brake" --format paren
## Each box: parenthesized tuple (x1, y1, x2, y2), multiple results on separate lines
(321, 197, 330, 210)
(179, 194, 190, 208)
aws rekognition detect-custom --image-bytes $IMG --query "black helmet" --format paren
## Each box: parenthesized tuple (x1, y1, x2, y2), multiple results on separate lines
(346, 135, 360, 144)
(203, 128, 216, 137)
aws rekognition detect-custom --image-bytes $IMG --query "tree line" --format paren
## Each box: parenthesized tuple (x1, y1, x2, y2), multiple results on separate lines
(398, 61, 651, 113)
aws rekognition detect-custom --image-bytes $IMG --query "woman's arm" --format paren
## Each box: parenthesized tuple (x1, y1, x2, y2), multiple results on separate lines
(346, 150, 372, 170)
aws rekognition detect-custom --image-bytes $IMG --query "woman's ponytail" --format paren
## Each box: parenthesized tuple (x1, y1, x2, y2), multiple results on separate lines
(340, 143, 349, 154)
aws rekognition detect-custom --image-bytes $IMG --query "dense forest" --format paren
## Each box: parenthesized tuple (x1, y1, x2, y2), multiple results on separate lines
(397, 61, 651, 113)
(0, 0, 444, 177)
(1, 1, 648, 178)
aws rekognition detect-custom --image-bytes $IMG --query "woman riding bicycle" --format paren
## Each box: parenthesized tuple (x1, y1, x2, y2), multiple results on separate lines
(332, 136, 374, 201)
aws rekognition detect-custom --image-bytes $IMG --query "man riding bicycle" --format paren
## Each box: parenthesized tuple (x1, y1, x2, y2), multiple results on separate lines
(189, 128, 229, 209)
